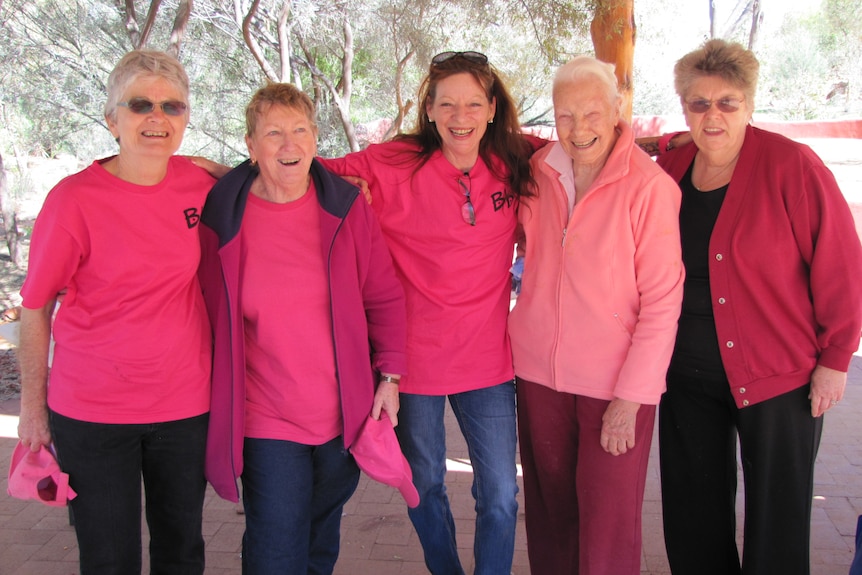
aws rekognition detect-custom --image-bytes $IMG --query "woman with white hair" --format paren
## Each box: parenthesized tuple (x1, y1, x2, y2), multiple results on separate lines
(508, 55, 684, 574)
(17, 50, 215, 574)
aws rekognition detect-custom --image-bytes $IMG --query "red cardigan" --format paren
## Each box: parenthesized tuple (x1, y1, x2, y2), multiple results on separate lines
(658, 125, 862, 408)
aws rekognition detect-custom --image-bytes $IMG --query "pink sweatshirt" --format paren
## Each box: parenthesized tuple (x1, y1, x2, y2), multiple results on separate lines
(509, 123, 684, 405)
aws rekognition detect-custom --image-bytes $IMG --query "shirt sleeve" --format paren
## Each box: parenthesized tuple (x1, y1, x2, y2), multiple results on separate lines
(20, 189, 86, 309)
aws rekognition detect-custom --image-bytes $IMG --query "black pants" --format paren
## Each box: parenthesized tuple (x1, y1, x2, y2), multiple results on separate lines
(51, 410, 209, 575)
(659, 373, 822, 575)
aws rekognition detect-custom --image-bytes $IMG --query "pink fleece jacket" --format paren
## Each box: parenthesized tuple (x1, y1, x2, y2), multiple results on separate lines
(509, 122, 684, 405)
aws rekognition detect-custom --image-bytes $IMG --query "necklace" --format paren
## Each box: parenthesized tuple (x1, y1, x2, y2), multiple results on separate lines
(692, 153, 738, 192)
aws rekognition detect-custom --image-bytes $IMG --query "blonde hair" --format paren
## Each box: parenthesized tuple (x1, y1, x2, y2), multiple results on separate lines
(674, 39, 760, 105)
(245, 82, 317, 137)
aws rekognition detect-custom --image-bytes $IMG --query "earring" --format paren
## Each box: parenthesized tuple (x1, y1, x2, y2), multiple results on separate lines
(250, 158, 257, 166)
(428, 117, 435, 123)
(488, 118, 494, 124)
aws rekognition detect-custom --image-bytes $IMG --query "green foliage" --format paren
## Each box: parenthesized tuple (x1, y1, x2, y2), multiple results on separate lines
(757, 2, 862, 120)
(2, 0, 860, 168)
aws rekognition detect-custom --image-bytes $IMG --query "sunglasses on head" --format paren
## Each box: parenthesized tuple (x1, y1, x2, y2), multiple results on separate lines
(118, 97, 188, 116)
(684, 98, 743, 114)
(432, 51, 489, 66)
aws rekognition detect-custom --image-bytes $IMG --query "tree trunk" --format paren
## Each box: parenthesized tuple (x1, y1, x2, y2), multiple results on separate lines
(167, 0, 192, 58)
(709, 0, 716, 38)
(242, 0, 280, 82)
(382, 50, 415, 140)
(590, 0, 636, 122)
(748, 0, 763, 50)
(0, 153, 23, 268)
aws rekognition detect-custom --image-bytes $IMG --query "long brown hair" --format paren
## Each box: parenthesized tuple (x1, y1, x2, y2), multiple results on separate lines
(394, 53, 534, 198)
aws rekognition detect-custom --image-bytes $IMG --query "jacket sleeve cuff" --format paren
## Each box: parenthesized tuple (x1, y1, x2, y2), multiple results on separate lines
(818, 345, 857, 372)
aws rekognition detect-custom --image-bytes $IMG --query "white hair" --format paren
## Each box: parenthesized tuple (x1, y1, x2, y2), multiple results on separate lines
(553, 55, 620, 106)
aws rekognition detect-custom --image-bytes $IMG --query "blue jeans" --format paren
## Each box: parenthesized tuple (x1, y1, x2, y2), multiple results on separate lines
(50, 410, 208, 575)
(241, 436, 360, 575)
(396, 381, 518, 575)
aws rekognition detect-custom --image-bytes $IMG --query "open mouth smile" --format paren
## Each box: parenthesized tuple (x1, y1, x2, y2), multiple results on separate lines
(573, 137, 598, 149)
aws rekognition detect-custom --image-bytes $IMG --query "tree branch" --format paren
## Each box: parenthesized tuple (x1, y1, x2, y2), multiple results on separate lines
(242, 0, 279, 82)
(167, 0, 192, 57)
(139, 0, 163, 48)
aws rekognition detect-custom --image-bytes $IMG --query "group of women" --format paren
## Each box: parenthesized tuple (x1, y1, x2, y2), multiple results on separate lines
(16, 37, 862, 575)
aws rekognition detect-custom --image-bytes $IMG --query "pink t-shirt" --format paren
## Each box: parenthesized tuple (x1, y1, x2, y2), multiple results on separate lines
(320, 142, 517, 395)
(240, 187, 342, 445)
(20, 157, 214, 424)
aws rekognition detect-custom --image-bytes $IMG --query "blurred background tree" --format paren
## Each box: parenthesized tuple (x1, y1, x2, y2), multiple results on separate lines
(0, 0, 859, 167)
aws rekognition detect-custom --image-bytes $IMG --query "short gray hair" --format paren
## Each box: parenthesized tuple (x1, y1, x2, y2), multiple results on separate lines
(104, 50, 190, 122)
(674, 39, 760, 106)
(553, 55, 620, 107)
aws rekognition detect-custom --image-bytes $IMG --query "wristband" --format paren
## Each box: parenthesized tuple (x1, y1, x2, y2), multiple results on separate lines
(380, 375, 400, 385)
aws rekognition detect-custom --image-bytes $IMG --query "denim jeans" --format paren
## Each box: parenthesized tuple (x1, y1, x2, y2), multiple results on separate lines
(241, 436, 360, 575)
(396, 381, 518, 575)
(50, 410, 208, 575)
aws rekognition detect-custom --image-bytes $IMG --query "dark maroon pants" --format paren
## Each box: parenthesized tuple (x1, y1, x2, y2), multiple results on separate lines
(516, 378, 655, 575)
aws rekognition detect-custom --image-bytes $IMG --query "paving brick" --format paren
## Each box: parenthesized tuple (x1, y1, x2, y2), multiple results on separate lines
(1, 358, 861, 574)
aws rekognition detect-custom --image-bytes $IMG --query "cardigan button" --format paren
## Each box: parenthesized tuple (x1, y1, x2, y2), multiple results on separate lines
(718, 297, 726, 304)
(726, 341, 734, 348)
(739, 387, 746, 394)
(742, 399, 750, 406)
(715, 253, 723, 261)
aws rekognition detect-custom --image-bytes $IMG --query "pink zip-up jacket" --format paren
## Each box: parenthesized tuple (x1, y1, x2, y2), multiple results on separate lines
(198, 159, 407, 502)
(509, 122, 684, 405)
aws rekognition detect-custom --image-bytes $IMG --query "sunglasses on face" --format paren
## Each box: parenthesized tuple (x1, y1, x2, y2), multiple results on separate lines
(684, 98, 743, 114)
(458, 177, 476, 226)
(432, 51, 489, 66)
(118, 97, 188, 116)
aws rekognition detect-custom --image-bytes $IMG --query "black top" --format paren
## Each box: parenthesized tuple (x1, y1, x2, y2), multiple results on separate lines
(668, 163, 729, 381)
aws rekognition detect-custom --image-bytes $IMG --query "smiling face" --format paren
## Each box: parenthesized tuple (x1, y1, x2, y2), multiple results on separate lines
(246, 103, 318, 197)
(683, 75, 751, 160)
(553, 76, 621, 170)
(426, 72, 496, 170)
(106, 75, 188, 161)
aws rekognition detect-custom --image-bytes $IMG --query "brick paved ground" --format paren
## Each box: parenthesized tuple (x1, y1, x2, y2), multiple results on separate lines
(1, 354, 860, 574)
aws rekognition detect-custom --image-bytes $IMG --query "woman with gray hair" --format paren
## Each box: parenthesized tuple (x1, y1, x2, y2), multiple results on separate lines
(657, 39, 862, 575)
(508, 55, 684, 574)
(16, 50, 215, 574)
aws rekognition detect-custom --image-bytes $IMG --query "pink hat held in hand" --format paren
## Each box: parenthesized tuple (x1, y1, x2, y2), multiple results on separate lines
(7, 442, 77, 507)
(350, 414, 420, 508)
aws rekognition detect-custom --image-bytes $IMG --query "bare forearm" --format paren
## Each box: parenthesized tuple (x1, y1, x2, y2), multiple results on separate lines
(17, 302, 56, 449)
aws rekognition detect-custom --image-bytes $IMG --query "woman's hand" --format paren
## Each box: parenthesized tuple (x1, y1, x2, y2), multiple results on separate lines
(600, 398, 641, 456)
(809, 364, 847, 417)
(17, 403, 51, 452)
(340, 175, 372, 205)
(187, 156, 232, 179)
(372, 376, 401, 426)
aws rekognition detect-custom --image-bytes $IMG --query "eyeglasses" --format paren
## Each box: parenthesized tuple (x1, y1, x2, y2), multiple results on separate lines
(458, 177, 476, 226)
(432, 51, 489, 66)
(684, 98, 743, 114)
(118, 97, 188, 116)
